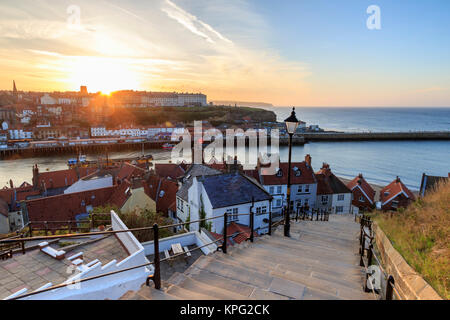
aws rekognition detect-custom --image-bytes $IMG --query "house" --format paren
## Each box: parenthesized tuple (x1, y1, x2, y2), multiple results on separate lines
(176, 164, 222, 224)
(205, 222, 257, 247)
(31, 164, 95, 196)
(153, 163, 186, 180)
(146, 175, 178, 220)
(315, 163, 352, 214)
(346, 173, 376, 211)
(21, 186, 117, 226)
(419, 173, 449, 197)
(116, 163, 147, 182)
(64, 172, 114, 194)
(245, 155, 317, 214)
(108, 179, 155, 214)
(380, 177, 416, 211)
(183, 172, 272, 235)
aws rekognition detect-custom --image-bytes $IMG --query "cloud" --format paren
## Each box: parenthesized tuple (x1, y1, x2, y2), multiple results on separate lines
(162, 0, 232, 44)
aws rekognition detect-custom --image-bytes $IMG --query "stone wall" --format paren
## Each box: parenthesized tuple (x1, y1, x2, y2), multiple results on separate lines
(373, 223, 442, 300)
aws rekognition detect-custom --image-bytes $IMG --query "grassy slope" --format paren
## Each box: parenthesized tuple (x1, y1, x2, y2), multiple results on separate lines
(105, 106, 277, 127)
(373, 180, 449, 299)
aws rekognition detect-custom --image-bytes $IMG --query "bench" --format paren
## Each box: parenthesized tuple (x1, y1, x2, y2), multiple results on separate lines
(39, 242, 65, 260)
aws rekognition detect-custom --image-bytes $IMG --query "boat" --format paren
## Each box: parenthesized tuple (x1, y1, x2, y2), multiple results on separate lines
(162, 143, 175, 150)
(67, 154, 153, 169)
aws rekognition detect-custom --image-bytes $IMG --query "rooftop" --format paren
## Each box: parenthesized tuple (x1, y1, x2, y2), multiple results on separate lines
(0, 235, 128, 300)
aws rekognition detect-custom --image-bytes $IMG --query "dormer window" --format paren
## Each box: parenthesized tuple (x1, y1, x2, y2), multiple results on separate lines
(276, 169, 283, 177)
(384, 192, 389, 197)
(295, 170, 301, 177)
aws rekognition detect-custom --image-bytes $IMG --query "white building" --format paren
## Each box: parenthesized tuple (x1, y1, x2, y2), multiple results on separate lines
(178, 172, 272, 235)
(315, 163, 352, 214)
(40, 94, 57, 105)
(90, 126, 185, 138)
(9, 129, 33, 140)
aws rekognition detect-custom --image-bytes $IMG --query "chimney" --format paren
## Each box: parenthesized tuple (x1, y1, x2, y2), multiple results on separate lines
(32, 164, 39, 189)
(305, 154, 312, 168)
(358, 173, 363, 178)
(9, 179, 13, 189)
(396, 176, 401, 183)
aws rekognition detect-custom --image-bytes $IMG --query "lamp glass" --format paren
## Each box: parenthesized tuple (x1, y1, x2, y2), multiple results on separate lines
(285, 121, 299, 134)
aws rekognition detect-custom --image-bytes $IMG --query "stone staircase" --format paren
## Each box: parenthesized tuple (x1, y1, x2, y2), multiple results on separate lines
(120, 214, 375, 300)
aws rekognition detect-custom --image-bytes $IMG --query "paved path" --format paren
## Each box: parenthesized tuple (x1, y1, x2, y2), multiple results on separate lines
(121, 214, 374, 300)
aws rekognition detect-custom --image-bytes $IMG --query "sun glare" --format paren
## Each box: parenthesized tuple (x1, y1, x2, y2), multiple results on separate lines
(68, 57, 140, 94)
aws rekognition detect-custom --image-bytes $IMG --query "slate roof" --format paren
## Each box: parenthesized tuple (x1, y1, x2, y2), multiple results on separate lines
(176, 164, 221, 201)
(199, 172, 272, 209)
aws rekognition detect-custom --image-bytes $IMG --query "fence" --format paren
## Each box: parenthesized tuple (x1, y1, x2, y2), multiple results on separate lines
(357, 214, 400, 300)
(1, 205, 291, 300)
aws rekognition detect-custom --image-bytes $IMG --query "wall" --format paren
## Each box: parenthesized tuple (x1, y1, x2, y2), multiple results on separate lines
(0, 214, 9, 234)
(141, 231, 215, 256)
(373, 223, 442, 300)
(6, 211, 151, 300)
(331, 193, 352, 214)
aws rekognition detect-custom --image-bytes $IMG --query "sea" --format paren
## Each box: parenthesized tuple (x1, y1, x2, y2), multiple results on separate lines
(0, 107, 449, 191)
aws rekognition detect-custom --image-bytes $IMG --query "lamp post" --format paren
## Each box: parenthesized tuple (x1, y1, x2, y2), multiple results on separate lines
(284, 107, 299, 237)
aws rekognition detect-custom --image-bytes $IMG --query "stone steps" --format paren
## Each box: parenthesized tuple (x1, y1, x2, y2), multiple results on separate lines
(121, 214, 373, 300)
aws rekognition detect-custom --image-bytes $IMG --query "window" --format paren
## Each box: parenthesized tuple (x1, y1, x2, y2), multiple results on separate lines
(304, 199, 309, 205)
(305, 185, 310, 193)
(227, 208, 238, 221)
(256, 206, 267, 215)
(276, 199, 282, 207)
(392, 200, 399, 209)
(297, 185, 303, 194)
(269, 186, 274, 194)
(277, 186, 282, 194)
(359, 196, 365, 202)
(321, 195, 328, 204)
(338, 194, 345, 201)
(336, 206, 344, 213)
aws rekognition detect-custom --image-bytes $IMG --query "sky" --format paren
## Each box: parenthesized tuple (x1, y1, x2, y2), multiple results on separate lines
(0, 0, 449, 106)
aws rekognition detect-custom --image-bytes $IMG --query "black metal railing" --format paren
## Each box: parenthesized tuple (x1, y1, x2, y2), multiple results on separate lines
(1, 208, 284, 300)
(357, 214, 400, 300)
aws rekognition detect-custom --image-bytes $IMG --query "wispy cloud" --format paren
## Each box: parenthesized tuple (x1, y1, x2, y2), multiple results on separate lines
(162, 0, 232, 44)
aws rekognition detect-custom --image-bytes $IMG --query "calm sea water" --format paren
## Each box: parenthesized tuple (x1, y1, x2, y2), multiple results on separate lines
(0, 107, 449, 190)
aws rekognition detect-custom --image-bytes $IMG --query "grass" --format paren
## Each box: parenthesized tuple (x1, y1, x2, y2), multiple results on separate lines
(372, 180, 449, 299)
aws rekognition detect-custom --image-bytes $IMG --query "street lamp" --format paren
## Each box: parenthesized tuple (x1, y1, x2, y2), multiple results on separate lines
(284, 107, 299, 237)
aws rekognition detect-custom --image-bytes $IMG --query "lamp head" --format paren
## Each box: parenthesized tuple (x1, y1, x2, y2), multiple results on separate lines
(284, 107, 299, 134)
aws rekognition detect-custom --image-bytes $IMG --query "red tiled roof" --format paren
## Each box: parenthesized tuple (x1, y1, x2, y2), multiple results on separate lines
(107, 180, 132, 208)
(154, 163, 185, 180)
(347, 174, 376, 203)
(146, 176, 178, 214)
(117, 163, 146, 181)
(259, 162, 316, 185)
(380, 178, 415, 204)
(156, 179, 178, 213)
(37, 167, 94, 190)
(243, 169, 260, 182)
(315, 164, 351, 195)
(227, 222, 257, 244)
(24, 186, 117, 225)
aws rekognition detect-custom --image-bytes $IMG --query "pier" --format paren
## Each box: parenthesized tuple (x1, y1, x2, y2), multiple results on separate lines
(1, 131, 449, 160)
(302, 131, 450, 142)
